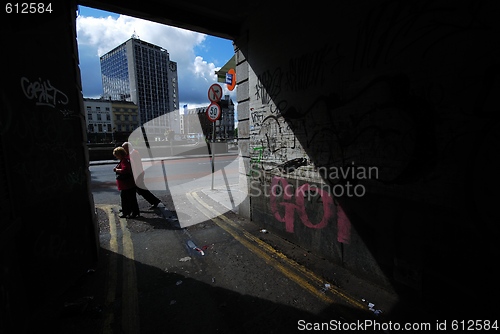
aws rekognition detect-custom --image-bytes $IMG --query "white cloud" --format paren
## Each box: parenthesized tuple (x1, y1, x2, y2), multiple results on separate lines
(76, 14, 205, 58)
(193, 56, 217, 81)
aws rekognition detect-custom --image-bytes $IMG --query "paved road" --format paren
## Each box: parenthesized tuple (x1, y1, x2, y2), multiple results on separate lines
(89, 154, 240, 206)
(90, 154, 243, 227)
(32, 156, 398, 333)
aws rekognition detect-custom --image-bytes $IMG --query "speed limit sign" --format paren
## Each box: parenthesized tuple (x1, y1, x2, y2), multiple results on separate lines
(206, 102, 221, 122)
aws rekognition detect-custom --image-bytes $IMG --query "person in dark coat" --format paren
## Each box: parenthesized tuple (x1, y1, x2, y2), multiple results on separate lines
(122, 142, 162, 209)
(113, 146, 140, 218)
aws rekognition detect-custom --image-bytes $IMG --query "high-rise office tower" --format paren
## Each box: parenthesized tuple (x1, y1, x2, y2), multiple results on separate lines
(100, 36, 179, 135)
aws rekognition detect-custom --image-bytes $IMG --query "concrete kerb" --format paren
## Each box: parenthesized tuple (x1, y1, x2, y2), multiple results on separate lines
(88, 152, 239, 166)
(198, 186, 247, 215)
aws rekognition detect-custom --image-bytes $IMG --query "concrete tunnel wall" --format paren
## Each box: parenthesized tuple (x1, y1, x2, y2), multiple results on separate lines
(234, 0, 499, 313)
(1, 1, 99, 331)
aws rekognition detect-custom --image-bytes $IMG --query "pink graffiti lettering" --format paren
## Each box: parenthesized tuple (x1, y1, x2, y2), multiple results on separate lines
(294, 183, 331, 230)
(270, 176, 295, 232)
(270, 176, 350, 243)
(335, 202, 351, 244)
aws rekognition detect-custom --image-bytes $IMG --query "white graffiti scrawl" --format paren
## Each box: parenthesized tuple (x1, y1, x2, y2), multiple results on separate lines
(21, 77, 69, 108)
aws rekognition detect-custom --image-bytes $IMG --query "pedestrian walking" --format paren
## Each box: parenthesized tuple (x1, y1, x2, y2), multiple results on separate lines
(122, 142, 162, 209)
(113, 146, 140, 218)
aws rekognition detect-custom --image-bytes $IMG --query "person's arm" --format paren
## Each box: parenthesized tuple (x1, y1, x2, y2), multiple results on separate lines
(115, 160, 131, 174)
(120, 159, 133, 174)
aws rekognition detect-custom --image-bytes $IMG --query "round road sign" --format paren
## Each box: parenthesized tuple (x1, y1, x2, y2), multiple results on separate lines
(208, 83, 223, 102)
(226, 68, 236, 91)
(206, 102, 222, 122)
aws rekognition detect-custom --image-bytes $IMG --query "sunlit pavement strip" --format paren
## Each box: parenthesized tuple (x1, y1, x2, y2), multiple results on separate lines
(187, 191, 368, 313)
(99, 205, 140, 334)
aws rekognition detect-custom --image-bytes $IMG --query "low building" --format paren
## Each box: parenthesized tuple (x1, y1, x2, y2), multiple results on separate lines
(181, 95, 235, 141)
(83, 98, 139, 143)
(112, 100, 140, 142)
(83, 98, 113, 143)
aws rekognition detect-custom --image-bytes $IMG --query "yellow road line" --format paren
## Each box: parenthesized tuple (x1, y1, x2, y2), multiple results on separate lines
(187, 191, 366, 310)
(100, 205, 117, 334)
(119, 216, 140, 334)
(97, 205, 140, 334)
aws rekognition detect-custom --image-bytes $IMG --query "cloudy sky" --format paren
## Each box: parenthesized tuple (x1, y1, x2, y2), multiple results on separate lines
(76, 5, 236, 111)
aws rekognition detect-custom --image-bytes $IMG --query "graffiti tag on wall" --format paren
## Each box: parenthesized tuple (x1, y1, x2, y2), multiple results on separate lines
(21, 76, 69, 108)
(269, 176, 351, 244)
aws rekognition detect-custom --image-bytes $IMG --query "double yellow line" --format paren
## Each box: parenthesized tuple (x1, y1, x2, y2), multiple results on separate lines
(186, 191, 367, 312)
(99, 205, 140, 334)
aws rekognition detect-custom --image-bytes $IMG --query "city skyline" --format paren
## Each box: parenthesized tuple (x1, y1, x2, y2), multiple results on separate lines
(76, 5, 237, 113)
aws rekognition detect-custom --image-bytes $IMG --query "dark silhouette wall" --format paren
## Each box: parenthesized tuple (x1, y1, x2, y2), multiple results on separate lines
(1, 1, 98, 331)
(236, 0, 499, 318)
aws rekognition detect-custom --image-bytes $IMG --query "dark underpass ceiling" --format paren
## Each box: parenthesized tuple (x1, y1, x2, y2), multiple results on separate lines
(78, 0, 258, 40)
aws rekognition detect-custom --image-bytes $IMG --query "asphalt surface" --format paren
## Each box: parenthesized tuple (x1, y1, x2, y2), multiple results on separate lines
(25, 156, 435, 333)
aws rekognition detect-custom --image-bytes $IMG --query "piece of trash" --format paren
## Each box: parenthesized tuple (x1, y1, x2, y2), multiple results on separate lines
(320, 284, 331, 293)
(179, 256, 192, 262)
(176, 280, 183, 285)
(362, 299, 381, 314)
(212, 277, 216, 283)
(260, 229, 268, 233)
(187, 240, 205, 255)
(170, 300, 176, 305)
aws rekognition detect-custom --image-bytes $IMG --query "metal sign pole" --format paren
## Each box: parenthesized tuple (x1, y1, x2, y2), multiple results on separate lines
(206, 83, 222, 191)
(211, 121, 215, 190)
